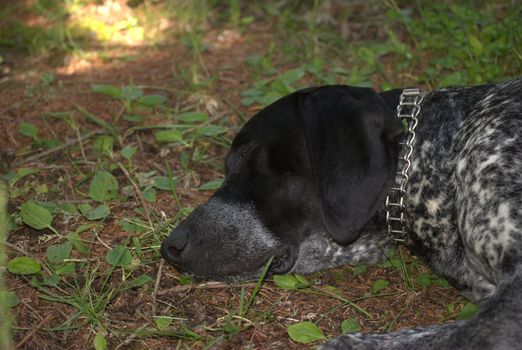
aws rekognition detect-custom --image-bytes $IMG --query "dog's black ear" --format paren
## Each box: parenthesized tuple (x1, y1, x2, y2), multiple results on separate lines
(299, 86, 403, 245)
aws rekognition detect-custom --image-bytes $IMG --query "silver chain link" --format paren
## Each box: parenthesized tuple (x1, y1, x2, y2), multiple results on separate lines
(385, 88, 424, 243)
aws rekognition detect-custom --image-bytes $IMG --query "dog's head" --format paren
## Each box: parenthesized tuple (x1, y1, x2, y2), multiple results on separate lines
(161, 86, 403, 280)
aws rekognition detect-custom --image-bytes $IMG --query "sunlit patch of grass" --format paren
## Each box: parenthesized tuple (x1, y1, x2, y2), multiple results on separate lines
(0, 0, 210, 56)
(75, 16, 144, 45)
(0, 1, 92, 54)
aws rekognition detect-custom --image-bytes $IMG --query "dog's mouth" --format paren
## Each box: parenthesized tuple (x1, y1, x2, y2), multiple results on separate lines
(161, 239, 297, 282)
(268, 244, 296, 275)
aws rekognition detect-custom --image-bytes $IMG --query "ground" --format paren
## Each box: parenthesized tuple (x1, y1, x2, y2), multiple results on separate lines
(1, 1, 520, 349)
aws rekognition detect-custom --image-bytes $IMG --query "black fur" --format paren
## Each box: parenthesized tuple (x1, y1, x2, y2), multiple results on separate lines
(161, 77, 522, 349)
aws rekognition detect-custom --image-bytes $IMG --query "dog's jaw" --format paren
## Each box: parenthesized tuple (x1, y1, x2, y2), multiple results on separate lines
(291, 214, 393, 274)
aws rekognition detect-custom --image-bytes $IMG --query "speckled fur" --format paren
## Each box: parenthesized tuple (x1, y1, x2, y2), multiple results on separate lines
(322, 78, 522, 349)
(161, 78, 522, 349)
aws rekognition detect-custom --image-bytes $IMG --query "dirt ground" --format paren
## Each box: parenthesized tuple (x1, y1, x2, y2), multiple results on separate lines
(1, 1, 471, 349)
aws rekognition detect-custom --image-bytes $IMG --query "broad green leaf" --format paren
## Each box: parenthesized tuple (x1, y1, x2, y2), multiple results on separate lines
(19, 122, 39, 138)
(123, 114, 143, 123)
(384, 249, 397, 258)
(382, 258, 402, 268)
(35, 200, 59, 214)
(61, 203, 79, 215)
(390, 259, 402, 268)
(295, 274, 311, 286)
(75, 223, 96, 234)
(7, 256, 41, 275)
(133, 237, 142, 257)
(18, 168, 40, 178)
(439, 72, 462, 88)
(273, 274, 299, 290)
(372, 279, 389, 294)
(245, 55, 262, 66)
(177, 111, 209, 123)
(273, 274, 311, 290)
(31, 276, 42, 288)
(153, 176, 176, 190)
(279, 67, 305, 86)
(2, 167, 39, 184)
(89, 171, 119, 202)
(137, 94, 167, 106)
(356, 47, 378, 66)
(143, 187, 156, 201)
(433, 278, 450, 288)
(54, 262, 75, 275)
(447, 303, 455, 314)
(456, 302, 479, 320)
(259, 92, 282, 106)
(121, 145, 137, 160)
(240, 97, 256, 106)
(7, 215, 16, 231)
(43, 274, 60, 286)
(66, 232, 89, 254)
(0, 291, 20, 308)
(287, 321, 326, 344)
(76, 105, 111, 130)
(416, 273, 450, 288)
(39, 138, 60, 149)
(241, 87, 264, 97)
(118, 218, 146, 234)
(155, 316, 172, 330)
(155, 129, 183, 143)
(352, 264, 367, 277)
(20, 201, 52, 230)
(34, 184, 46, 194)
(196, 125, 228, 137)
(46, 242, 73, 264)
(91, 84, 121, 98)
(323, 285, 343, 295)
(78, 204, 110, 221)
(126, 274, 153, 289)
(198, 179, 224, 191)
(121, 86, 143, 100)
(93, 333, 107, 350)
(468, 34, 483, 55)
(341, 318, 361, 333)
(178, 275, 193, 285)
(416, 272, 432, 288)
(92, 136, 114, 157)
(106, 245, 132, 267)
(271, 79, 291, 94)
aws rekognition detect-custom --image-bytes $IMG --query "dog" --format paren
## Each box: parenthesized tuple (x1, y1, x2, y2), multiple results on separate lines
(161, 77, 522, 349)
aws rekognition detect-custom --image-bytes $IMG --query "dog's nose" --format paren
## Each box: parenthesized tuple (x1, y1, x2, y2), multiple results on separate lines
(161, 224, 189, 262)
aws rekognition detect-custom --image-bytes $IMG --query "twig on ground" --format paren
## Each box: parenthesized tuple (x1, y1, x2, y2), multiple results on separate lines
(16, 314, 55, 348)
(113, 325, 148, 350)
(152, 259, 164, 316)
(12, 129, 103, 166)
(117, 162, 152, 224)
(93, 229, 112, 250)
(75, 127, 89, 163)
(157, 281, 257, 294)
(385, 293, 416, 331)
(4, 241, 30, 256)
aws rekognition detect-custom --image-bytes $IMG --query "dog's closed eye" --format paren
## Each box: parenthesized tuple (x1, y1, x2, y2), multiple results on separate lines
(225, 145, 252, 176)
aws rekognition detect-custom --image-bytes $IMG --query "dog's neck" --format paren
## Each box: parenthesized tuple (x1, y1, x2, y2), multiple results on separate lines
(379, 89, 403, 111)
(384, 88, 425, 243)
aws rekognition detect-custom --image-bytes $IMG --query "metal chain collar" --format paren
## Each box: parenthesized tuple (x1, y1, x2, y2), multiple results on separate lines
(385, 88, 424, 243)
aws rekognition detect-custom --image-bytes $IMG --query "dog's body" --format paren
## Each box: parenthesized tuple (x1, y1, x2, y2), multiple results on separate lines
(161, 78, 522, 349)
